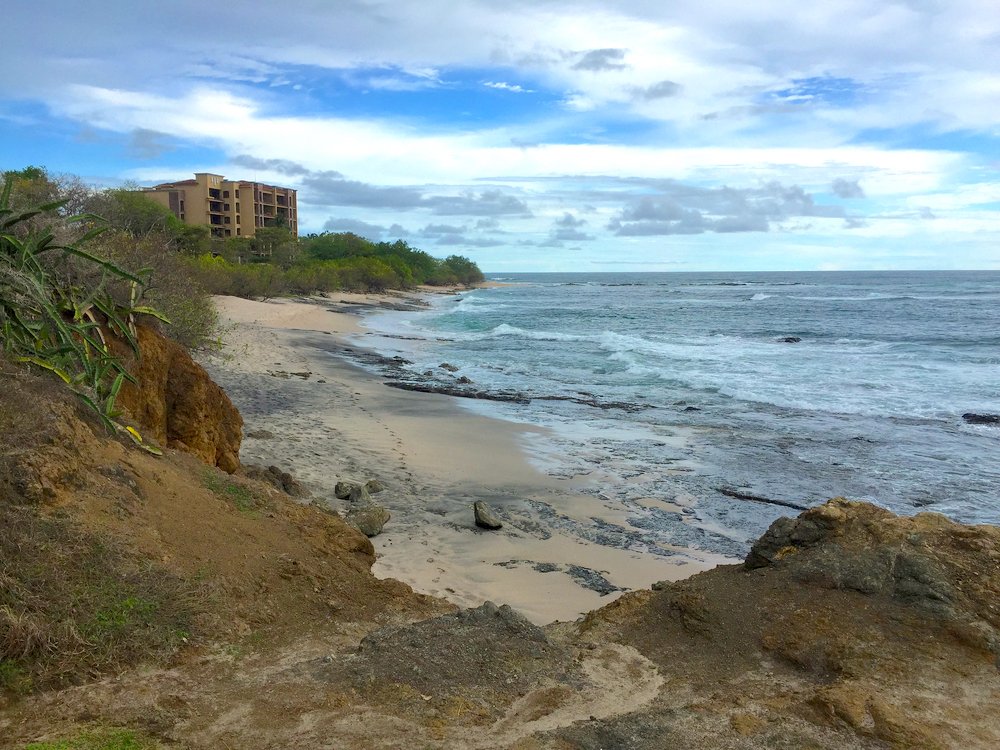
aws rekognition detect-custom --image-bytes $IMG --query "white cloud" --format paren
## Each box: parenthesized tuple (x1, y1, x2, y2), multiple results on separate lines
(4, 0, 1000, 268)
(484, 81, 532, 93)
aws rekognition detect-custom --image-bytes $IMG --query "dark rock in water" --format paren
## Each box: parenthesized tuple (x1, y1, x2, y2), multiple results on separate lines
(719, 486, 808, 511)
(334, 481, 354, 500)
(778, 336, 802, 343)
(364, 478, 385, 494)
(456, 375, 473, 384)
(963, 412, 1000, 425)
(439, 362, 460, 372)
(474, 500, 503, 530)
(345, 505, 390, 537)
(384, 381, 531, 404)
(565, 564, 624, 596)
(683, 406, 700, 412)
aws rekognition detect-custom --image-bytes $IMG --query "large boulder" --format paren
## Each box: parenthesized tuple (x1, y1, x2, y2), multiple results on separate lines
(114, 324, 243, 473)
(345, 505, 390, 537)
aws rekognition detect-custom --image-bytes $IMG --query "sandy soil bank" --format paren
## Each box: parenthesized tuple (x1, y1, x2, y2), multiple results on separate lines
(202, 291, 729, 623)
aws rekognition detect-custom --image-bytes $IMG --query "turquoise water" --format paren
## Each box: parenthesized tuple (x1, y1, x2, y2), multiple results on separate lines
(358, 271, 1000, 554)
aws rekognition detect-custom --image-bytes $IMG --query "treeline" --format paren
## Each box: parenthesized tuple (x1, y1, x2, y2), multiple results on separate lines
(195, 231, 484, 298)
(0, 166, 485, 346)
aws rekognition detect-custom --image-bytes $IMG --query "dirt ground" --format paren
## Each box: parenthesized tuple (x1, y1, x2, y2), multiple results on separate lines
(3, 354, 1000, 749)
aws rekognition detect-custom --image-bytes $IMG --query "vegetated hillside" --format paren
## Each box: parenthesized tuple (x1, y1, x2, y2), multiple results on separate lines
(2, 166, 486, 306)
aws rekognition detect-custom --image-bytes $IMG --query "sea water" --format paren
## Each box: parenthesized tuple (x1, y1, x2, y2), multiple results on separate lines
(355, 271, 1000, 556)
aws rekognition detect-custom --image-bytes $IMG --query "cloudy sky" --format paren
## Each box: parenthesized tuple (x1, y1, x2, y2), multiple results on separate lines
(2, 1, 999, 272)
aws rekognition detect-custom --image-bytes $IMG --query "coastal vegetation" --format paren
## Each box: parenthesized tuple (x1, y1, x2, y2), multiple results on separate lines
(1, 165, 485, 346)
(192, 230, 485, 298)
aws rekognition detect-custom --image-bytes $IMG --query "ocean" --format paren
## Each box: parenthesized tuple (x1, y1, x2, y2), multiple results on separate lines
(351, 270, 1000, 557)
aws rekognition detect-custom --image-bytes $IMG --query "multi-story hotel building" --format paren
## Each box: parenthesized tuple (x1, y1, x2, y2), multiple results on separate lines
(141, 172, 298, 239)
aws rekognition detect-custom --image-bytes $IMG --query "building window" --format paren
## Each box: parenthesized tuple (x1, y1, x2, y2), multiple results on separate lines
(235, 202, 240, 212)
(225, 229, 231, 236)
(236, 216, 240, 224)
(224, 203, 230, 211)
(179, 200, 185, 211)
(235, 189, 240, 198)
(223, 190, 229, 198)
(224, 217, 231, 224)
(236, 228, 241, 236)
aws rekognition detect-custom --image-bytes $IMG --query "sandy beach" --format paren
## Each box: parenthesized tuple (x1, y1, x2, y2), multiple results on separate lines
(200, 290, 732, 623)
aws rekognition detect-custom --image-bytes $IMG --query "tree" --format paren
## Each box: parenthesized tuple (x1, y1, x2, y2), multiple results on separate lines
(251, 226, 298, 269)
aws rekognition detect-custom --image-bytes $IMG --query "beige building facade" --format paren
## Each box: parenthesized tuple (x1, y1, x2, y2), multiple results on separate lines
(141, 172, 298, 239)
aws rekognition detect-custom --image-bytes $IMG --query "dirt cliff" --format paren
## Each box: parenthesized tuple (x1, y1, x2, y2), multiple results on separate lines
(115, 324, 243, 473)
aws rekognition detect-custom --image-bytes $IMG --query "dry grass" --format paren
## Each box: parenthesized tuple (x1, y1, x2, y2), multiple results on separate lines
(0, 363, 203, 694)
(0, 505, 201, 694)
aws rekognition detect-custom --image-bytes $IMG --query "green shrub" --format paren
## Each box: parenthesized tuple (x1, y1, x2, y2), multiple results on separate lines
(0, 176, 155, 432)
(25, 727, 157, 750)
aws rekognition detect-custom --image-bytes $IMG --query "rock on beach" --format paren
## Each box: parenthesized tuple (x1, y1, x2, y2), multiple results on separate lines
(474, 501, 503, 530)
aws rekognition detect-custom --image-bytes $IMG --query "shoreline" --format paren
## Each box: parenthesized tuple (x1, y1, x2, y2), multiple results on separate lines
(201, 291, 731, 623)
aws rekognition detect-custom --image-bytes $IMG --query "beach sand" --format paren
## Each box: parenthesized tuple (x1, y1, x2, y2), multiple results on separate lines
(201, 292, 731, 623)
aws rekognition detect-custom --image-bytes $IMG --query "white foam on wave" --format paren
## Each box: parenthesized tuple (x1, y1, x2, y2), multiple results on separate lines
(750, 293, 773, 301)
(488, 323, 587, 342)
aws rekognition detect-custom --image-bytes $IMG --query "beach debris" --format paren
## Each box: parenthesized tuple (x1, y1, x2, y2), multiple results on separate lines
(474, 501, 503, 530)
(345, 505, 391, 537)
(439, 362, 460, 372)
(962, 412, 1000, 425)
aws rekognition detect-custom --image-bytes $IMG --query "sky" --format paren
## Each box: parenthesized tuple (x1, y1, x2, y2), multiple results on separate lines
(2, 1, 999, 272)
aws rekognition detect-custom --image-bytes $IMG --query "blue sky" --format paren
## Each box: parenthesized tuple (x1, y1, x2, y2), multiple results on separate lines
(2, 1, 999, 272)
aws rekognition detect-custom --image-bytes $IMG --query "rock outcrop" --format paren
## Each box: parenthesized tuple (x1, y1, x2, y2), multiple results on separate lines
(575, 498, 1000, 749)
(115, 324, 242, 473)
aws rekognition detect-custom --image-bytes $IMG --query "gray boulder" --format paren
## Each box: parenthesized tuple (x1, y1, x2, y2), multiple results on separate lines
(334, 481, 372, 504)
(346, 505, 391, 537)
(474, 501, 503, 530)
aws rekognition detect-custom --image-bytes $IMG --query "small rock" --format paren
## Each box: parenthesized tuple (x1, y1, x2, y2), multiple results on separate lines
(348, 485, 372, 504)
(439, 362, 459, 372)
(456, 376, 473, 384)
(345, 505, 391, 537)
(365, 479, 385, 494)
(335, 480, 371, 500)
(962, 412, 1000, 425)
(474, 501, 503, 530)
(778, 336, 802, 343)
